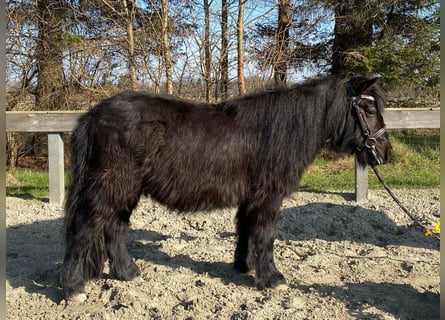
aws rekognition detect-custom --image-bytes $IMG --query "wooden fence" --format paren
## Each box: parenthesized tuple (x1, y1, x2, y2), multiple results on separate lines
(6, 108, 440, 206)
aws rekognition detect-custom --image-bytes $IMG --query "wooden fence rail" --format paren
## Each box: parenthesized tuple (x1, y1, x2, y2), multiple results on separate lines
(6, 108, 440, 206)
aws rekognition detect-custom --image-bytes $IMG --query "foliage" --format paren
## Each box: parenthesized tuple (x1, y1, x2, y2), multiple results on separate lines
(7, 0, 439, 97)
(249, 1, 333, 79)
(344, 2, 439, 98)
(6, 0, 440, 169)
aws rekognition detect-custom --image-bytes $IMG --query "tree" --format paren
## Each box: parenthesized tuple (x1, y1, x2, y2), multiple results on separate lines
(160, 0, 173, 94)
(220, 0, 229, 99)
(274, 0, 291, 85)
(203, 0, 212, 101)
(6, 1, 38, 105)
(121, 0, 137, 89)
(237, 0, 246, 94)
(249, 1, 326, 84)
(330, 0, 373, 75)
(35, 0, 65, 110)
(7, 0, 439, 104)
(93, 0, 138, 89)
(329, 0, 440, 97)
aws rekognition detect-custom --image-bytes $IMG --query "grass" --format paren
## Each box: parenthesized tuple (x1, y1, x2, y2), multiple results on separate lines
(6, 129, 440, 199)
(7, 170, 49, 199)
(300, 129, 440, 191)
(6, 170, 71, 199)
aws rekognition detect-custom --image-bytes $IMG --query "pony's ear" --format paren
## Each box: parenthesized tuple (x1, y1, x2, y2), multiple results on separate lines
(347, 76, 379, 96)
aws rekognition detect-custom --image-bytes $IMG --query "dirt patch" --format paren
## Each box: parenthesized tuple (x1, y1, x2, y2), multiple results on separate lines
(6, 173, 20, 187)
(6, 189, 439, 319)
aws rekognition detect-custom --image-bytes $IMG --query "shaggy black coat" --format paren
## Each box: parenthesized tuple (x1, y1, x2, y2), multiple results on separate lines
(61, 75, 391, 299)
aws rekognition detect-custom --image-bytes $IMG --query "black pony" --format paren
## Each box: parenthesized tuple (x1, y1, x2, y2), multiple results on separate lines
(61, 75, 392, 300)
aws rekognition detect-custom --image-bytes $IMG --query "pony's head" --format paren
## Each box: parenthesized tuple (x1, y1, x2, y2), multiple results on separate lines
(337, 76, 392, 166)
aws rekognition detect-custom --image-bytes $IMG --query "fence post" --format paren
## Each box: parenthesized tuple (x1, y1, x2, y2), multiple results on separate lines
(354, 155, 368, 202)
(48, 133, 64, 206)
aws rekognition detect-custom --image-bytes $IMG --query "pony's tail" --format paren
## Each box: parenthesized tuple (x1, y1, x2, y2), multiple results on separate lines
(64, 114, 93, 240)
(62, 113, 107, 291)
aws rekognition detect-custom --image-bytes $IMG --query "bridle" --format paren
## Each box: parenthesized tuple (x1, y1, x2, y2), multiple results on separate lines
(351, 94, 387, 165)
(351, 93, 438, 241)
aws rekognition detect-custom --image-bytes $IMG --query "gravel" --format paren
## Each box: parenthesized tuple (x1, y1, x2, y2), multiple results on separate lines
(6, 189, 440, 319)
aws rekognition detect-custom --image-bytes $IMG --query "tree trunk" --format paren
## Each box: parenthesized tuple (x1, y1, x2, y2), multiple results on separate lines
(204, 0, 212, 102)
(122, 0, 137, 89)
(331, 0, 373, 75)
(237, 0, 246, 95)
(274, 0, 291, 86)
(6, 133, 18, 171)
(220, 0, 229, 100)
(35, 0, 64, 110)
(161, 0, 173, 94)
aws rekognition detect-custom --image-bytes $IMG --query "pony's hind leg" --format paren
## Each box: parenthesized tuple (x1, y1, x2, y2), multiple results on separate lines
(62, 166, 141, 300)
(234, 195, 285, 289)
(61, 202, 107, 300)
(104, 207, 141, 281)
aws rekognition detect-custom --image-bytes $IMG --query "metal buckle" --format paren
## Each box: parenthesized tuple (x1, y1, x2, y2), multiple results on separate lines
(365, 137, 377, 149)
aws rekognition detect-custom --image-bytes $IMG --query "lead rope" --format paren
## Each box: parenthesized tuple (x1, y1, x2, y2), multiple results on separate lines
(371, 165, 440, 241)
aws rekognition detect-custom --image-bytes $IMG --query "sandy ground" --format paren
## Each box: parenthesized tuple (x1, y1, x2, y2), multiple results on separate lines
(6, 189, 439, 319)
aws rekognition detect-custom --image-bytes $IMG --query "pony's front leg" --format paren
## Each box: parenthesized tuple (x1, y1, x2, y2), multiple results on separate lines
(251, 211, 285, 290)
(235, 196, 285, 289)
(234, 202, 255, 273)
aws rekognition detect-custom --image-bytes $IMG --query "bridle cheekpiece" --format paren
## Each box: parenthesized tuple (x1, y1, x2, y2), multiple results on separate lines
(351, 94, 387, 165)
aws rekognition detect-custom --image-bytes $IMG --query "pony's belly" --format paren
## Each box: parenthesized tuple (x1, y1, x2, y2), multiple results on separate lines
(142, 171, 246, 212)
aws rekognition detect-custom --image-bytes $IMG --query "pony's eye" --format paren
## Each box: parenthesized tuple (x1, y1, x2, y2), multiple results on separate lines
(366, 106, 377, 115)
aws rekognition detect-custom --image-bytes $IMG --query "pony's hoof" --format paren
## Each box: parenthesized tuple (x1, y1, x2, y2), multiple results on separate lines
(67, 293, 87, 304)
(234, 259, 254, 275)
(275, 283, 289, 291)
(110, 261, 141, 281)
(255, 272, 286, 290)
(234, 264, 254, 275)
(245, 269, 255, 276)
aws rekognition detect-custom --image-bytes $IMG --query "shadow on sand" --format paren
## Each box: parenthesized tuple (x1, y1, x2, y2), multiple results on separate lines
(6, 200, 439, 318)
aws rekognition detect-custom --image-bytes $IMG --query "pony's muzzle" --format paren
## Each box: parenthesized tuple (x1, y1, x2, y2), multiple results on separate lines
(372, 140, 392, 165)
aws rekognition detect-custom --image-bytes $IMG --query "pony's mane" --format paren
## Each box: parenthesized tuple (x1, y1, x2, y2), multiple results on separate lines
(218, 76, 344, 194)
